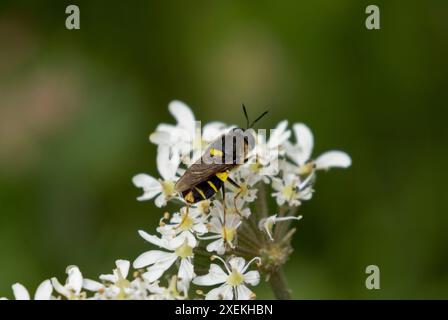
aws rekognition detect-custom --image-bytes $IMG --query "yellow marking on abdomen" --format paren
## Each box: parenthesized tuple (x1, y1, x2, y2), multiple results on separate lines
(184, 191, 194, 203)
(207, 180, 218, 192)
(210, 148, 224, 157)
(215, 171, 229, 182)
(194, 186, 206, 199)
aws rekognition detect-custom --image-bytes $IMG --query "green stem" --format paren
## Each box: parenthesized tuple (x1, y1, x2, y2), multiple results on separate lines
(268, 268, 292, 300)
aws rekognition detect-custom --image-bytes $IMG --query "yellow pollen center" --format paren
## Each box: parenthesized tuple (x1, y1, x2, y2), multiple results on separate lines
(250, 163, 261, 173)
(227, 269, 244, 286)
(161, 180, 175, 197)
(282, 184, 295, 200)
(221, 227, 235, 243)
(175, 242, 193, 259)
(178, 214, 194, 231)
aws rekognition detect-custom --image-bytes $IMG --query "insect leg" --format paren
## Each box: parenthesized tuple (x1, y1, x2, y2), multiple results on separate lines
(227, 177, 243, 216)
(221, 184, 227, 242)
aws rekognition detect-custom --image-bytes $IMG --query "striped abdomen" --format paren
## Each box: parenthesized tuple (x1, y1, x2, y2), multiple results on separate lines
(182, 172, 228, 204)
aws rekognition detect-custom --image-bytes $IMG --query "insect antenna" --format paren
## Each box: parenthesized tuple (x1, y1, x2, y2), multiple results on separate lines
(249, 110, 268, 128)
(242, 104, 250, 129)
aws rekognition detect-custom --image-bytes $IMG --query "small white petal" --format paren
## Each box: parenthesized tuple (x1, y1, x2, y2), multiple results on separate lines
(83, 279, 104, 292)
(192, 223, 208, 234)
(133, 250, 174, 269)
(202, 122, 227, 142)
(157, 145, 180, 181)
(99, 274, 116, 282)
(12, 283, 30, 300)
(34, 280, 53, 300)
(149, 130, 173, 145)
(243, 271, 260, 286)
(206, 239, 225, 255)
(66, 266, 83, 294)
(269, 120, 291, 148)
(178, 259, 195, 286)
(205, 284, 233, 300)
(315, 150, 351, 170)
(193, 264, 228, 286)
(115, 260, 130, 279)
(168, 100, 195, 132)
(50, 278, 70, 298)
(228, 257, 246, 273)
(154, 193, 167, 207)
(292, 123, 314, 165)
(142, 255, 177, 282)
(236, 284, 255, 300)
(138, 230, 169, 249)
(132, 174, 162, 201)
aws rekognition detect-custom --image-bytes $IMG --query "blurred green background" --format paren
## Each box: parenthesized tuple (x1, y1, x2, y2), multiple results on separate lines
(1, 0, 447, 299)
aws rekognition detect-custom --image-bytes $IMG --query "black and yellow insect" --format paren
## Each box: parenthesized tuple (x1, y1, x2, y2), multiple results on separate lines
(174, 105, 268, 213)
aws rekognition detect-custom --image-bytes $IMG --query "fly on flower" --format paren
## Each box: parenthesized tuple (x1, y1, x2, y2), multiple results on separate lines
(174, 105, 268, 220)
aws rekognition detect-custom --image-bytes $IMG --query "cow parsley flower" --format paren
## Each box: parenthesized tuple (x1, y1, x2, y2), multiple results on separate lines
(51, 265, 86, 300)
(2, 100, 352, 301)
(271, 173, 313, 206)
(133, 230, 196, 293)
(193, 256, 260, 300)
(284, 123, 351, 175)
(132, 145, 181, 207)
(157, 206, 208, 243)
(199, 206, 242, 255)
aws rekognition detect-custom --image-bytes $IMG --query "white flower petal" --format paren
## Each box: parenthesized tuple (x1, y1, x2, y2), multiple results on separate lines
(157, 145, 180, 181)
(205, 284, 233, 300)
(202, 122, 227, 142)
(206, 239, 225, 255)
(132, 174, 162, 201)
(178, 259, 195, 286)
(50, 278, 70, 298)
(168, 100, 195, 132)
(315, 150, 351, 170)
(236, 284, 255, 300)
(99, 274, 116, 282)
(192, 223, 208, 234)
(154, 193, 167, 207)
(138, 230, 169, 249)
(193, 264, 228, 286)
(66, 266, 83, 294)
(12, 283, 30, 300)
(142, 255, 177, 282)
(34, 280, 53, 300)
(243, 271, 260, 286)
(116, 260, 130, 279)
(149, 131, 172, 145)
(269, 120, 291, 148)
(292, 123, 314, 165)
(228, 257, 246, 273)
(83, 279, 104, 292)
(133, 250, 174, 269)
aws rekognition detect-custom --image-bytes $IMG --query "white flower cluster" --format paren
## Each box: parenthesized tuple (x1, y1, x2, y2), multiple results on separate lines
(1, 101, 350, 300)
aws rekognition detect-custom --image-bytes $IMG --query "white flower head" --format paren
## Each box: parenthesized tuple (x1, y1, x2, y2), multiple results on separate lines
(271, 173, 313, 207)
(133, 230, 196, 294)
(199, 202, 242, 255)
(193, 256, 260, 300)
(285, 123, 351, 175)
(157, 206, 208, 244)
(51, 265, 85, 300)
(132, 145, 181, 207)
